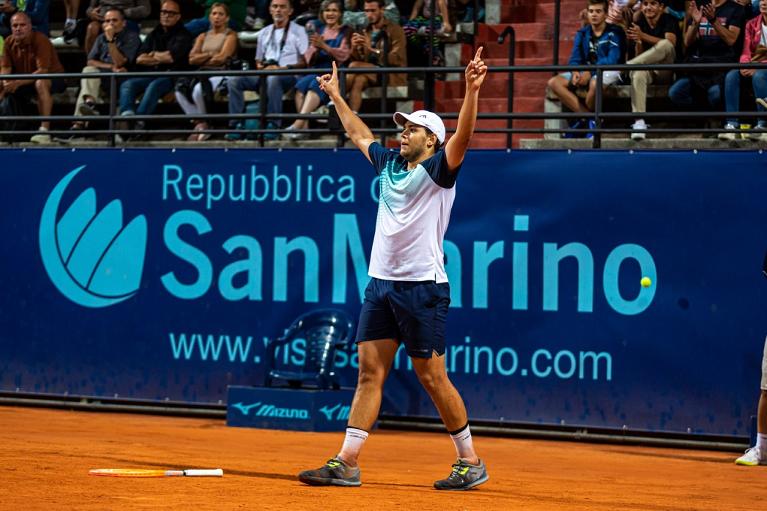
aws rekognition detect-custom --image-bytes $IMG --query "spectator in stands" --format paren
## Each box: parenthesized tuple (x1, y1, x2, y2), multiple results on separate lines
(117, 0, 193, 136)
(0, 12, 65, 143)
(176, 2, 238, 141)
(283, 0, 350, 139)
(245, 0, 270, 30)
(85, 0, 150, 55)
(622, 0, 680, 140)
(225, 0, 308, 140)
(734, 0, 761, 16)
(0, 0, 50, 37)
(64, 0, 82, 36)
(68, 8, 141, 136)
(403, 0, 451, 67)
(668, 0, 745, 140)
(295, 0, 322, 25)
(724, 0, 767, 140)
(547, 0, 625, 137)
(186, 0, 246, 36)
(343, 0, 399, 29)
(455, 0, 485, 23)
(343, 0, 406, 114)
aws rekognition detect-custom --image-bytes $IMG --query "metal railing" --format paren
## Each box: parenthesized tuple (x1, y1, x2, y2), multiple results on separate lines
(1, 60, 766, 149)
(553, 0, 562, 66)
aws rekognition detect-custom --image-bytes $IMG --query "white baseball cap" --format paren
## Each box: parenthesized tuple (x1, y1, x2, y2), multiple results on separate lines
(393, 110, 446, 144)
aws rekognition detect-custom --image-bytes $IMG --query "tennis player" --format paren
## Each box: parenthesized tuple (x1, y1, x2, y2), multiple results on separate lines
(298, 48, 488, 490)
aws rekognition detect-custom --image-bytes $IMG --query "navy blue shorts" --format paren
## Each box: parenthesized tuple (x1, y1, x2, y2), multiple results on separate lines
(356, 278, 451, 358)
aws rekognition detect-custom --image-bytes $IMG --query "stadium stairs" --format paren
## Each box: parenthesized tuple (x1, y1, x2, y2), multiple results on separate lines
(436, 0, 581, 149)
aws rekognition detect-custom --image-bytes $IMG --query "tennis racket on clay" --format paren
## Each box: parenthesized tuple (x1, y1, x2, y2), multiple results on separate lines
(89, 468, 223, 477)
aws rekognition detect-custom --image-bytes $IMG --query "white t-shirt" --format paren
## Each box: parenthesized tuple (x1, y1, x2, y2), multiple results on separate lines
(366, 142, 461, 283)
(256, 22, 309, 67)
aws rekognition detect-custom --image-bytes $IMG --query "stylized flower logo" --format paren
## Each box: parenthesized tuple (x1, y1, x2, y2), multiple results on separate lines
(39, 166, 147, 308)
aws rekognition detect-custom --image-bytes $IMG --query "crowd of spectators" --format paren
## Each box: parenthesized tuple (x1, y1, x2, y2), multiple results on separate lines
(549, 0, 767, 141)
(2, 0, 764, 144)
(0, 0, 468, 143)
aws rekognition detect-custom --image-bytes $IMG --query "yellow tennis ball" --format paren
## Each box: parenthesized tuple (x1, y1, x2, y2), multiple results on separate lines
(640, 277, 652, 288)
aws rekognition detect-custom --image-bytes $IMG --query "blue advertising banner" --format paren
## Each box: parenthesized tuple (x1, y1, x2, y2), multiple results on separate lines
(1, 148, 765, 437)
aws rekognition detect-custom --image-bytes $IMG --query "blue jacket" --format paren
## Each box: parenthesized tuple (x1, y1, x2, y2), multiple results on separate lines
(568, 23, 625, 69)
(0, 0, 50, 36)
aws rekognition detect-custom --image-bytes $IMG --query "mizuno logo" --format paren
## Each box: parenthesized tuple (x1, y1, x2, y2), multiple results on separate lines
(232, 401, 309, 419)
(318, 403, 350, 421)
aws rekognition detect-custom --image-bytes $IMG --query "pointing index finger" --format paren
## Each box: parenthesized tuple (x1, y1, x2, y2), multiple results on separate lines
(473, 46, 483, 62)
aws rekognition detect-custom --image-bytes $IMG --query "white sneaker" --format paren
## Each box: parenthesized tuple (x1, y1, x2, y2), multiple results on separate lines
(30, 130, 52, 144)
(282, 125, 307, 140)
(631, 120, 647, 141)
(735, 447, 766, 466)
(718, 123, 738, 141)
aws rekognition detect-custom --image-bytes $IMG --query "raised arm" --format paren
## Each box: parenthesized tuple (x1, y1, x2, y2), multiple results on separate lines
(444, 47, 487, 172)
(318, 61, 376, 163)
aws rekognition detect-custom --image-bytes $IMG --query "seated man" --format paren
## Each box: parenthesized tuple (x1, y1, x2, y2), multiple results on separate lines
(185, 0, 246, 36)
(118, 0, 193, 134)
(547, 0, 625, 138)
(69, 8, 141, 136)
(668, 0, 745, 140)
(345, 0, 406, 114)
(84, 0, 150, 54)
(0, 12, 65, 143)
(0, 0, 50, 37)
(226, 0, 308, 140)
(624, 0, 680, 140)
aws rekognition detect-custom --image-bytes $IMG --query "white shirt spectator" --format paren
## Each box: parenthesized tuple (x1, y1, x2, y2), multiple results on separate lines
(256, 21, 309, 67)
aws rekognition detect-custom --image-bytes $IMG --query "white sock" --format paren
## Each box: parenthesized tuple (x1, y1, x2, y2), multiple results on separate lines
(338, 427, 368, 466)
(756, 433, 767, 455)
(450, 423, 477, 462)
(66, 18, 76, 24)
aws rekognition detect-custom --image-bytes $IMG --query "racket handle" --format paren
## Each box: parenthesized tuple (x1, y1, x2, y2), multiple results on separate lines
(183, 469, 224, 477)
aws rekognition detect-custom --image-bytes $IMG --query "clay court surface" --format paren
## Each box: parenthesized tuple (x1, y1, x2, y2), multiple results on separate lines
(1, 406, 762, 510)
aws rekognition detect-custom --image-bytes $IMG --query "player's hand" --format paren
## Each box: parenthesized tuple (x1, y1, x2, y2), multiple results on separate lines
(465, 47, 487, 91)
(317, 60, 340, 98)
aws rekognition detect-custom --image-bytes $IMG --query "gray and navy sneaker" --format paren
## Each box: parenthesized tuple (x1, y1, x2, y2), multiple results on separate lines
(434, 458, 489, 490)
(298, 457, 361, 486)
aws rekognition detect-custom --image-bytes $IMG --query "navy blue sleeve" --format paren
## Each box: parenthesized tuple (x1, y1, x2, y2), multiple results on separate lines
(422, 149, 459, 188)
(367, 142, 394, 175)
(568, 29, 585, 66)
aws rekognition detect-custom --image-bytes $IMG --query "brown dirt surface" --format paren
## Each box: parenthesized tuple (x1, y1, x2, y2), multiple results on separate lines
(1, 406, 761, 510)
